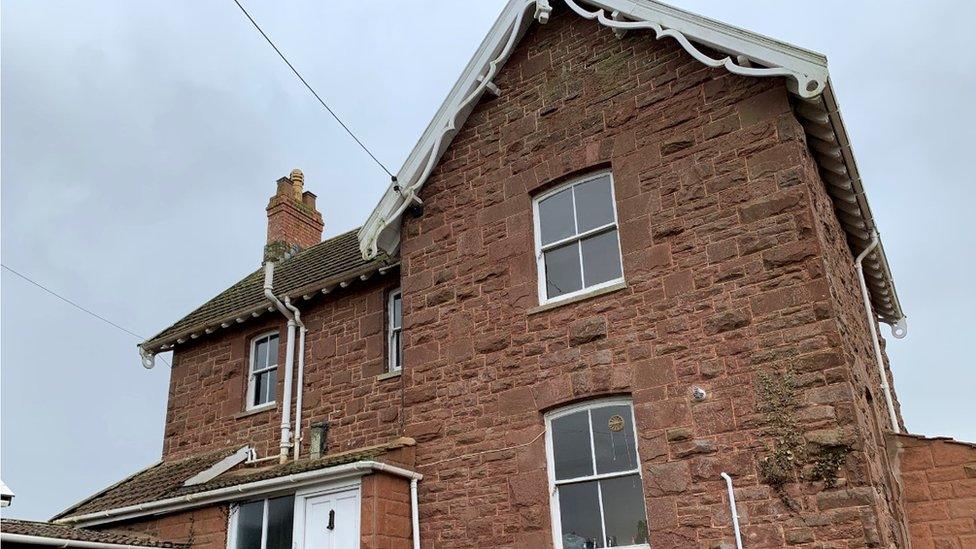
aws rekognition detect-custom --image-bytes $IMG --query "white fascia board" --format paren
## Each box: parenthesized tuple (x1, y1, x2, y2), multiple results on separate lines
(355, 0, 904, 327)
(359, 0, 539, 259)
(357, 0, 829, 259)
(54, 461, 422, 529)
(599, 0, 827, 75)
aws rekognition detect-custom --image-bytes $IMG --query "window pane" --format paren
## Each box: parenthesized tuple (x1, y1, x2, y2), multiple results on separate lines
(263, 370, 277, 404)
(574, 176, 615, 233)
(392, 293, 402, 329)
(234, 500, 264, 549)
(254, 339, 268, 373)
(559, 480, 604, 549)
(591, 405, 639, 475)
(253, 373, 265, 406)
(580, 230, 622, 287)
(539, 187, 576, 245)
(266, 335, 278, 367)
(544, 242, 583, 298)
(265, 496, 294, 549)
(600, 475, 648, 547)
(552, 410, 593, 480)
(392, 331, 402, 371)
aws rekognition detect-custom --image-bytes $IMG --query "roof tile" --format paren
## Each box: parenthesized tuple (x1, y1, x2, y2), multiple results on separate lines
(144, 229, 393, 351)
(1, 518, 187, 547)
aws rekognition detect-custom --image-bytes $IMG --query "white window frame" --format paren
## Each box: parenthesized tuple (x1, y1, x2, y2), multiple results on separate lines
(532, 170, 625, 307)
(544, 397, 649, 549)
(387, 288, 403, 372)
(246, 331, 279, 411)
(226, 494, 295, 549)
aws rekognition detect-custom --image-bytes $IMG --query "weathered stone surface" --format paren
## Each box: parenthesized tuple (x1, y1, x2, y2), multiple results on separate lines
(646, 462, 690, 495)
(152, 9, 918, 549)
(569, 317, 608, 346)
(703, 309, 751, 335)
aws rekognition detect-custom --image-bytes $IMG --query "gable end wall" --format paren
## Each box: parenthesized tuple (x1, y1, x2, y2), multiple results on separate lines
(397, 8, 905, 547)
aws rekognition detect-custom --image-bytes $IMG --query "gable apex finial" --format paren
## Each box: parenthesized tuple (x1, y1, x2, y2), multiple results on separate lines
(534, 0, 552, 23)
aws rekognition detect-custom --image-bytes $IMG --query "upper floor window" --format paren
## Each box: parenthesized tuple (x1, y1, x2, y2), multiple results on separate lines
(248, 332, 279, 409)
(229, 495, 294, 549)
(533, 171, 623, 305)
(546, 399, 648, 549)
(388, 288, 402, 372)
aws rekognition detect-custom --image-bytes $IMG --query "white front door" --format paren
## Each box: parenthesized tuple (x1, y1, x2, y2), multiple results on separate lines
(295, 485, 360, 549)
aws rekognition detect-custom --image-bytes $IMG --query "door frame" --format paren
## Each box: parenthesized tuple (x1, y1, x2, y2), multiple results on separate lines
(292, 479, 362, 549)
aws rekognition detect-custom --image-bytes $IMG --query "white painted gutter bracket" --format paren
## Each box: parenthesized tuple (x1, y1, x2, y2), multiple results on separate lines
(720, 472, 743, 549)
(855, 233, 901, 432)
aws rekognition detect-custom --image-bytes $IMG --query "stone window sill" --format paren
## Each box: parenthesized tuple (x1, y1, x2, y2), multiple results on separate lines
(527, 280, 628, 315)
(377, 370, 402, 381)
(235, 402, 276, 419)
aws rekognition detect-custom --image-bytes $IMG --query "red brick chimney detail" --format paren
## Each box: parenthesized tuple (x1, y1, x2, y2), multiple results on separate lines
(264, 168, 323, 262)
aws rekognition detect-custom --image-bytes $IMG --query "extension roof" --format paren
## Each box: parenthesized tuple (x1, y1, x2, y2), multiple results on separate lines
(0, 518, 186, 548)
(357, 0, 906, 330)
(53, 438, 416, 525)
(141, 229, 396, 353)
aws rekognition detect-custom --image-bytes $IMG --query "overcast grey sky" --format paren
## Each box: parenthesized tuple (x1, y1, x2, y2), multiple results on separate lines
(2, 0, 974, 521)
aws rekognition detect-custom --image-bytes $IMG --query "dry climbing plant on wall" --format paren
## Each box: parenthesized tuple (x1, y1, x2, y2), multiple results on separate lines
(756, 369, 852, 511)
(756, 369, 805, 508)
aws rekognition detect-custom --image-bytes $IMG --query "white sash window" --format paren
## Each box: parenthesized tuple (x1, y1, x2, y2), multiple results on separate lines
(545, 399, 649, 548)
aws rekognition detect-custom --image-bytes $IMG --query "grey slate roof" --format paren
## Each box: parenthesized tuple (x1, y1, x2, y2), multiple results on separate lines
(1, 518, 186, 547)
(142, 228, 394, 352)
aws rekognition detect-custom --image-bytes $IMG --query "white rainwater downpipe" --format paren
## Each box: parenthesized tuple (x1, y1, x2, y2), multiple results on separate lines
(854, 233, 901, 432)
(284, 296, 306, 461)
(263, 262, 296, 463)
(720, 472, 743, 549)
(410, 478, 421, 549)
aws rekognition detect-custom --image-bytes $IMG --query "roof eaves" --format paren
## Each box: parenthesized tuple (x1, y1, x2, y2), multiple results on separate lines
(55, 460, 420, 528)
(51, 460, 163, 522)
(356, 0, 906, 331)
(140, 259, 399, 355)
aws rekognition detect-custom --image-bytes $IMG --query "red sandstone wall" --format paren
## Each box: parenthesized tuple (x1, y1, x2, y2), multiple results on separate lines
(395, 8, 904, 548)
(150, 6, 922, 549)
(107, 506, 229, 549)
(892, 434, 976, 549)
(164, 275, 402, 460)
(361, 473, 413, 548)
(804, 119, 911, 544)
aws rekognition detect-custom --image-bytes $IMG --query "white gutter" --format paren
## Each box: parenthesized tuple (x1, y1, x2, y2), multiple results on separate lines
(720, 472, 743, 549)
(284, 297, 307, 461)
(0, 533, 169, 549)
(263, 262, 296, 463)
(55, 460, 422, 528)
(855, 233, 900, 432)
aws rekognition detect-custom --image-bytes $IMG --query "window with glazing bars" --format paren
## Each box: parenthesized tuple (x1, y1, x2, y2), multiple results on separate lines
(533, 171, 624, 304)
(546, 399, 649, 548)
(388, 289, 402, 372)
(248, 332, 278, 409)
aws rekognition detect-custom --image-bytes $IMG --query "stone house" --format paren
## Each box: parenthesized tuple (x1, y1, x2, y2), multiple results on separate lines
(34, 1, 976, 548)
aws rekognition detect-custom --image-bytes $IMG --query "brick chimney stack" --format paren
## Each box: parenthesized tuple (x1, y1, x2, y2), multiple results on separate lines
(264, 168, 324, 263)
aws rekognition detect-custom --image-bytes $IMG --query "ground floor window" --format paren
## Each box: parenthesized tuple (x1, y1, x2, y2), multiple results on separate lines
(229, 495, 294, 549)
(545, 398, 649, 548)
